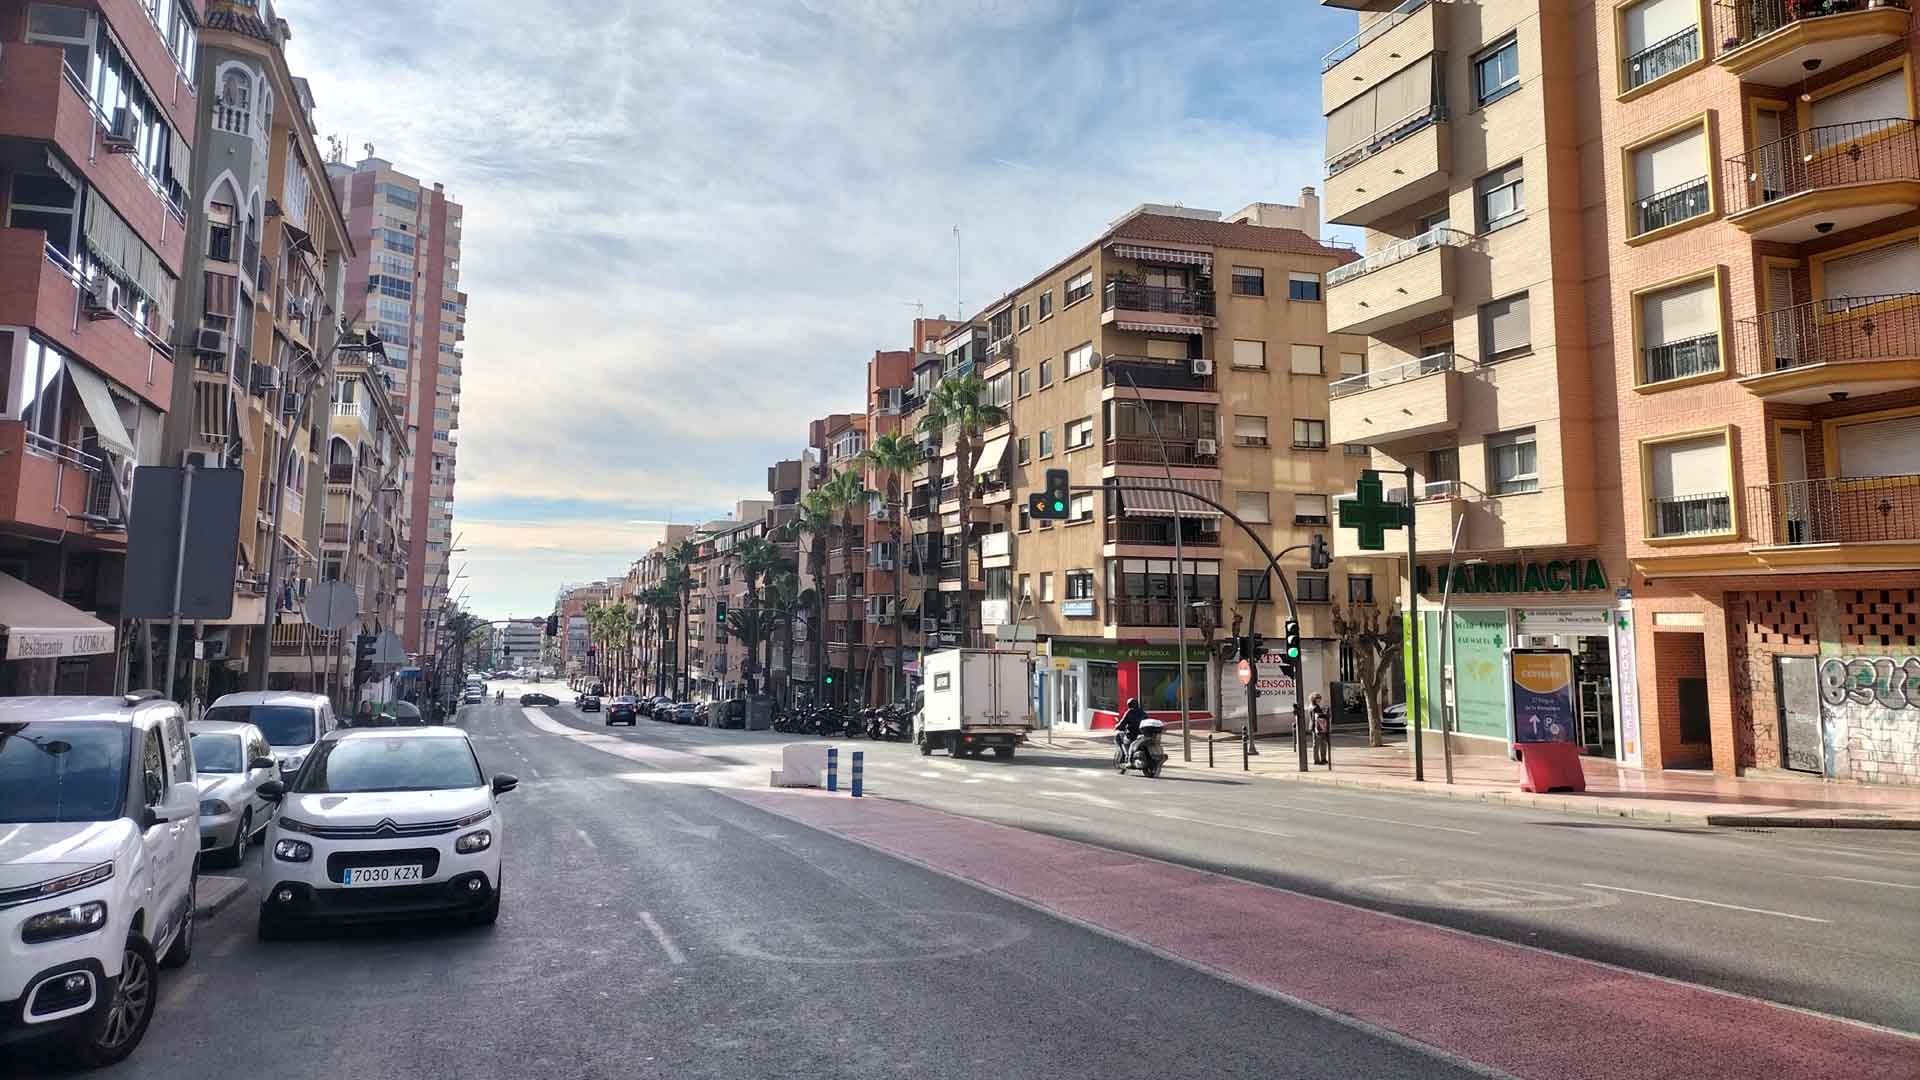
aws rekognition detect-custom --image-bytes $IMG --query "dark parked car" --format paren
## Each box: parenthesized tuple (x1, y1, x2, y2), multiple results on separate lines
(652, 696, 675, 719)
(519, 692, 558, 706)
(637, 698, 655, 717)
(710, 698, 746, 729)
(579, 694, 602, 713)
(607, 696, 639, 725)
(674, 701, 699, 725)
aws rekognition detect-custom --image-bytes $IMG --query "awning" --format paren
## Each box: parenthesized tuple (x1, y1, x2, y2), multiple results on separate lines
(1119, 477, 1222, 518)
(282, 221, 317, 259)
(1113, 320, 1203, 335)
(65, 362, 135, 458)
(0, 575, 116, 660)
(974, 434, 1012, 477)
(1109, 242, 1212, 269)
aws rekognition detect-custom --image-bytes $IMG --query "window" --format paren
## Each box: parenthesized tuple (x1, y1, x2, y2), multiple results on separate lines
(1339, 352, 1366, 376)
(10, 169, 81, 261)
(1017, 369, 1031, 397)
(1638, 275, 1721, 384)
(1237, 570, 1272, 601)
(1065, 417, 1094, 450)
(1820, 237, 1920, 306)
(1064, 270, 1093, 306)
(1293, 419, 1328, 449)
(1087, 661, 1120, 713)
(1474, 36, 1520, 107)
(1293, 494, 1330, 525)
(1236, 491, 1271, 523)
(1349, 574, 1375, 604)
(1232, 339, 1267, 370)
(1297, 572, 1331, 603)
(1429, 446, 1460, 488)
(28, 3, 94, 78)
(988, 372, 1012, 408)
(1066, 570, 1095, 600)
(1833, 414, 1920, 478)
(1040, 573, 1055, 602)
(1480, 293, 1531, 361)
(1645, 432, 1733, 537)
(1629, 125, 1708, 235)
(1289, 344, 1324, 375)
(1018, 304, 1031, 330)
(1287, 271, 1322, 302)
(1488, 428, 1540, 495)
(1231, 415, 1269, 448)
(1038, 359, 1053, 387)
(1232, 266, 1265, 296)
(378, 182, 419, 210)
(1475, 163, 1525, 232)
(989, 307, 1013, 342)
(141, 727, 167, 806)
(1039, 290, 1053, 319)
(1621, 0, 1701, 92)
(1065, 343, 1095, 378)
(1017, 436, 1030, 464)
(1039, 429, 1053, 457)
(1018, 505, 1031, 531)
(1019, 574, 1032, 600)
(1070, 493, 1094, 522)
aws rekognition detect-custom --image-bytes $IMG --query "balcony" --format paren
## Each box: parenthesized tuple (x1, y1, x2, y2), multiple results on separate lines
(1325, 227, 1466, 335)
(1331, 480, 1477, 558)
(978, 477, 1012, 505)
(1105, 518, 1221, 549)
(1632, 176, 1711, 238)
(1326, 114, 1450, 229)
(826, 546, 867, 576)
(1723, 119, 1920, 242)
(1712, 0, 1910, 84)
(1101, 281, 1216, 333)
(1732, 292, 1920, 401)
(1647, 492, 1736, 540)
(0, 421, 109, 541)
(1105, 436, 1219, 468)
(0, 233, 174, 396)
(1109, 598, 1222, 629)
(1623, 26, 1703, 94)
(1328, 353, 1466, 445)
(327, 463, 355, 486)
(1323, 0, 1436, 76)
(1749, 474, 1920, 556)
(1101, 355, 1215, 393)
(981, 532, 1013, 565)
(1640, 333, 1724, 387)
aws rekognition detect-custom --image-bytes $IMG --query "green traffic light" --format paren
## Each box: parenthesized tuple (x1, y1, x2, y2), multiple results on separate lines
(1052, 501, 1065, 512)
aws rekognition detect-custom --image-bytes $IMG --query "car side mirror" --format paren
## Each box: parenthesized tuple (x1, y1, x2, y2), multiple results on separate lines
(491, 773, 519, 795)
(257, 779, 287, 801)
(250, 756, 277, 771)
(140, 806, 169, 828)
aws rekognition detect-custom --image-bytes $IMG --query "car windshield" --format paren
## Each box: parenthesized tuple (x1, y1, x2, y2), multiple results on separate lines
(190, 733, 244, 773)
(0, 722, 129, 823)
(205, 704, 316, 748)
(295, 736, 484, 793)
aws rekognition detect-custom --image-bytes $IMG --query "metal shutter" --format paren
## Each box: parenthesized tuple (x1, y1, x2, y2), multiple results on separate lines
(1650, 436, 1728, 500)
(1641, 277, 1716, 346)
(1623, 0, 1696, 54)
(1835, 415, 1920, 478)
(1632, 125, 1706, 197)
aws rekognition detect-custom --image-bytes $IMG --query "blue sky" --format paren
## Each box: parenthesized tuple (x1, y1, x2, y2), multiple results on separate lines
(281, 1, 1353, 619)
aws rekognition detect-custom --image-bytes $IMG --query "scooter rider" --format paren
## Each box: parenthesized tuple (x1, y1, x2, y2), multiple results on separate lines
(1116, 697, 1148, 758)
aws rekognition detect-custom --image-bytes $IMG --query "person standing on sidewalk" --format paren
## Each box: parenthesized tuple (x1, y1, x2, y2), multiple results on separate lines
(1310, 693, 1331, 766)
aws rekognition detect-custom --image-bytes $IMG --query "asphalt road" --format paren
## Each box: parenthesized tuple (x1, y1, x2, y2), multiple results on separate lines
(7, 693, 1481, 1080)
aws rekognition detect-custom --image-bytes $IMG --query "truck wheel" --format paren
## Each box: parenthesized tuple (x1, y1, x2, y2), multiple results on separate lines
(992, 746, 1014, 760)
(918, 732, 932, 756)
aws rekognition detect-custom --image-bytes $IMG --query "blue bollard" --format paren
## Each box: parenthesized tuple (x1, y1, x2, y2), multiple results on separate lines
(826, 747, 838, 792)
(851, 751, 864, 798)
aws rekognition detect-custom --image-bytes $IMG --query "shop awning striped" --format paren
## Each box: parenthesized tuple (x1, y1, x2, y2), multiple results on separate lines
(1109, 242, 1212, 269)
(1118, 477, 1222, 518)
(1112, 319, 1204, 335)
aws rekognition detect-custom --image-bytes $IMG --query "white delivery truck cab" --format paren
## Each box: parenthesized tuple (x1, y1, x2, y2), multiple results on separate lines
(916, 648, 1034, 759)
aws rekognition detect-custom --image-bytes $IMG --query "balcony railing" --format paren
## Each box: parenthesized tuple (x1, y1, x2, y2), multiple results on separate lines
(1642, 333, 1723, 385)
(939, 561, 965, 582)
(1106, 436, 1218, 467)
(1634, 176, 1710, 235)
(327, 463, 355, 485)
(1713, 0, 1910, 53)
(1748, 473, 1920, 546)
(1327, 103, 1447, 178)
(1102, 355, 1215, 392)
(1623, 26, 1700, 91)
(1109, 598, 1222, 628)
(1102, 281, 1216, 318)
(1326, 226, 1470, 288)
(1106, 518, 1221, 547)
(1321, 0, 1430, 72)
(1649, 493, 1734, 538)
(1732, 292, 1920, 377)
(1329, 352, 1466, 398)
(1725, 118, 1919, 216)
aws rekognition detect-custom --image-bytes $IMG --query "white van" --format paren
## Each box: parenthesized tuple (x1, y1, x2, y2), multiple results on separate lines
(201, 692, 335, 779)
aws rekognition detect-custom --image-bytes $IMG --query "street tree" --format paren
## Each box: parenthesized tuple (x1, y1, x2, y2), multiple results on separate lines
(860, 431, 919, 703)
(731, 534, 787, 694)
(1330, 602, 1403, 748)
(665, 538, 699, 698)
(778, 489, 837, 706)
(917, 373, 1006, 647)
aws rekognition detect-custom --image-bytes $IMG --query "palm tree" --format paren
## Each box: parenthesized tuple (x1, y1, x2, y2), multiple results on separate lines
(821, 469, 875, 702)
(918, 373, 1007, 647)
(583, 601, 605, 686)
(664, 537, 699, 698)
(600, 601, 636, 694)
(761, 570, 801, 707)
(642, 582, 679, 697)
(731, 534, 786, 694)
(779, 490, 837, 706)
(861, 431, 919, 703)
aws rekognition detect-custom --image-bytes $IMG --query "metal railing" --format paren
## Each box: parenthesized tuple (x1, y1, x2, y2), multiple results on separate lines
(1725, 118, 1919, 216)
(1106, 435, 1218, 467)
(1109, 598, 1222, 628)
(1649, 493, 1734, 538)
(327, 464, 355, 485)
(1749, 473, 1920, 546)
(1643, 333, 1722, 384)
(1623, 26, 1700, 91)
(1634, 176, 1710, 235)
(1327, 226, 1470, 287)
(1103, 281, 1216, 317)
(1329, 351, 1465, 398)
(1105, 518, 1221, 547)
(1322, 0, 1431, 71)
(1102, 354, 1215, 392)
(1416, 478, 1479, 502)
(1731, 292, 1920, 376)
(25, 432, 104, 472)
(1714, 0, 1909, 54)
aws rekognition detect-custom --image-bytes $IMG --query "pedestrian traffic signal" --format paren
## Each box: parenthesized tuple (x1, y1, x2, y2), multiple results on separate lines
(1280, 620, 1301, 679)
(1245, 631, 1265, 661)
(1028, 468, 1072, 520)
(545, 614, 559, 637)
(1309, 532, 1331, 570)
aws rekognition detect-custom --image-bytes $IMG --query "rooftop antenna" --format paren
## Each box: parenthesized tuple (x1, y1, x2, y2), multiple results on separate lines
(902, 300, 925, 321)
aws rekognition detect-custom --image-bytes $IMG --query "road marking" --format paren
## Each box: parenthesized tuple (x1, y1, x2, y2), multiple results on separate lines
(1148, 808, 1295, 839)
(1823, 874, 1920, 891)
(1582, 883, 1829, 924)
(576, 829, 596, 849)
(638, 911, 687, 964)
(1277, 801, 1478, 836)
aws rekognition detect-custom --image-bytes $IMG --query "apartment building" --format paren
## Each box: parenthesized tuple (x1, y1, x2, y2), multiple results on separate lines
(143, 1, 353, 694)
(629, 524, 693, 693)
(498, 616, 541, 669)
(327, 154, 465, 658)
(0, 0, 201, 693)
(902, 318, 980, 666)
(938, 200, 1367, 731)
(319, 345, 407, 696)
(1587, 0, 1920, 785)
(862, 349, 916, 702)
(686, 501, 772, 700)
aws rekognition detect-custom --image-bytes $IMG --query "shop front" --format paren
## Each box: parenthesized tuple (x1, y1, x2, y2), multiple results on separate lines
(1040, 639, 1212, 730)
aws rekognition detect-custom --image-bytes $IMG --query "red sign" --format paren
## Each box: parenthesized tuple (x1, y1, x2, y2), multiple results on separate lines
(1237, 659, 1252, 686)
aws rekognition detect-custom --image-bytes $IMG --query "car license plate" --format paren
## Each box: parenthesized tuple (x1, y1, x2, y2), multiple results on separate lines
(340, 864, 424, 886)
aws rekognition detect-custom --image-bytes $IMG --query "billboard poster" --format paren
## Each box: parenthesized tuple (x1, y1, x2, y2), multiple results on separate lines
(1510, 649, 1576, 744)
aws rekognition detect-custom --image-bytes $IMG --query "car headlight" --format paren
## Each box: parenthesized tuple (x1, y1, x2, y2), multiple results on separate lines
(17, 862, 113, 904)
(273, 839, 312, 862)
(275, 816, 317, 834)
(22, 901, 109, 944)
(279, 755, 305, 772)
(200, 798, 232, 816)
(455, 829, 493, 854)
(453, 807, 493, 828)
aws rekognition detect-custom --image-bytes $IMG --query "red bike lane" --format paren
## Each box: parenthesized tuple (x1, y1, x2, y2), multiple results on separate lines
(730, 789, 1920, 1080)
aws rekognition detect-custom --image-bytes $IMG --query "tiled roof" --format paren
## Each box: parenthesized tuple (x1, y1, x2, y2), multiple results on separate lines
(204, 10, 276, 42)
(1111, 213, 1358, 263)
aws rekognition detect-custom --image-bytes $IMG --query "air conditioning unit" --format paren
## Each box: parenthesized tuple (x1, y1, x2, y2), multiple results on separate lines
(871, 505, 894, 522)
(83, 274, 121, 319)
(280, 389, 302, 417)
(871, 554, 896, 571)
(1195, 437, 1218, 457)
(872, 612, 894, 626)
(193, 327, 229, 355)
(1198, 517, 1220, 533)
(103, 108, 138, 151)
(1191, 358, 1214, 376)
(201, 636, 229, 660)
(252, 365, 282, 394)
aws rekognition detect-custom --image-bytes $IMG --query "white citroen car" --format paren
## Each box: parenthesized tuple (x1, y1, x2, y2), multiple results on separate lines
(256, 728, 515, 938)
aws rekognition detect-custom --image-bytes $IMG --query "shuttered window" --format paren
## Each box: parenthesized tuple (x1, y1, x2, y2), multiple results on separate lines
(1294, 494, 1329, 524)
(1821, 240, 1920, 303)
(1232, 339, 1266, 370)
(1632, 125, 1707, 201)
(1236, 491, 1270, 523)
(1835, 415, 1920, 478)
(1233, 415, 1268, 445)
(1649, 436, 1728, 500)
(1326, 55, 1434, 161)
(1289, 344, 1323, 375)
(1811, 72, 1912, 129)
(1146, 337, 1188, 360)
(1642, 278, 1717, 346)
(1340, 352, 1367, 375)
(1480, 293, 1531, 360)
(1623, 0, 1696, 55)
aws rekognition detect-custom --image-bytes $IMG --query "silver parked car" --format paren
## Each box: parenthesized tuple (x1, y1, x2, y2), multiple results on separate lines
(188, 720, 279, 867)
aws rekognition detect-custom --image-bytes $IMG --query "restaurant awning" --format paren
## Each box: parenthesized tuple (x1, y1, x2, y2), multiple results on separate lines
(1113, 319, 1203, 335)
(974, 434, 1012, 476)
(1109, 242, 1212, 269)
(1118, 477, 1222, 518)
(0, 574, 116, 660)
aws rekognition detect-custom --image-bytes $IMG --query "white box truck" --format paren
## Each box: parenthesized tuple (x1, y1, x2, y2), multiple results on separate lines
(916, 648, 1034, 759)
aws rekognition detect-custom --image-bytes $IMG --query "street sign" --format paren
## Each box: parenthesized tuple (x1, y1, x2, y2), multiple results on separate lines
(304, 580, 359, 631)
(1337, 469, 1409, 551)
(1052, 657, 1070, 671)
(1237, 659, 1252, 686)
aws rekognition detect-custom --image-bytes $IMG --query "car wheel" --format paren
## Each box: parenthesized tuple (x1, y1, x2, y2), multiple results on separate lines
(71, 933, 158, 1068)
(471, 876, 501, 927)
(160, 881, 194, 968)
(223, 810, 252, 869)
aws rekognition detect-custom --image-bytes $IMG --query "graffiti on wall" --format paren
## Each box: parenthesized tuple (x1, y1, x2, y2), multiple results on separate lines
(1820, 656, 1920, 711)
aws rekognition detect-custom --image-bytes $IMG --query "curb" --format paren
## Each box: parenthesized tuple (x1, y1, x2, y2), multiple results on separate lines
(1703, 815, 1920, 830)
(195, 874, 249, 920)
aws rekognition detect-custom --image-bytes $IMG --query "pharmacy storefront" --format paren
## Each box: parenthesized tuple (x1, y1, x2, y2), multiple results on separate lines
(1037, 640, 1212, 731)
(1410, 556, 1642, 765)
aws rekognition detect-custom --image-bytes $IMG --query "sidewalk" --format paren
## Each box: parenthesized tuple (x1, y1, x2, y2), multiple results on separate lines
(1040, 728, 1920, 828)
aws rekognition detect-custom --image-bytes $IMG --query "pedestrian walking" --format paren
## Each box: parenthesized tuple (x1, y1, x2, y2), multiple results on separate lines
(1310, 693, 1331, 766)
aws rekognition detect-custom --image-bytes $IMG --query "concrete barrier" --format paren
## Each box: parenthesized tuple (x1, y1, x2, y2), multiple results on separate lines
(770, 743, 833, 788)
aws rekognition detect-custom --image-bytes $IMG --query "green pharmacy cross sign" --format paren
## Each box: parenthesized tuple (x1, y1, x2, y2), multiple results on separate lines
(1338, 470, 1409, 551)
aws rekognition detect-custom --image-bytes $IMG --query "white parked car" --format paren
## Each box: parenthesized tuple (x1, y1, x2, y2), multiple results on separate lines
(0, 693, 200, 1068)
(256, 728, 516, 938)
(201, 691, 336, 779)
(187, 720, 278, 868)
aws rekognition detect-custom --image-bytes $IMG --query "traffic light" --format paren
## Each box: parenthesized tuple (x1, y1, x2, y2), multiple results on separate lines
(1028, 468, 1072, 520)
(1279, 620, 1302, 679)
(1309, 532, 1331, 570)
(546, 614, 559, 637)
(716, 600, 728, 623)
(353, 633, 375, 686)
(824, 672, 835, 685)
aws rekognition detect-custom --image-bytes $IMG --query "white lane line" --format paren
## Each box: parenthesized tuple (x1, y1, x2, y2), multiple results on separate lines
(1776, 842, 1920, 861)
(576, 829, 597, 850)
(1148, 808, 1296, 839)
(1277, 802, 1478, 836)
(639, 911, 687, 964)
(1824, 874, 1920, 891)
(1582, 883, 1830, 924)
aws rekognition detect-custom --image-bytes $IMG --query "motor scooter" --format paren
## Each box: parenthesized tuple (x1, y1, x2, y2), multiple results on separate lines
(1114, 718, 1167, 778)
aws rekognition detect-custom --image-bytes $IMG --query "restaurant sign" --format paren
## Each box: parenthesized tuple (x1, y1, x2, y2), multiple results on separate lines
(1417, 558, 1609, 597)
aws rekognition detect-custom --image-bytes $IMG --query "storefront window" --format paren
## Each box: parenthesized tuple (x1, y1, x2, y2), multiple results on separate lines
(1138, 662, 1208, 713)
(1087, 661, 1120, 713)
